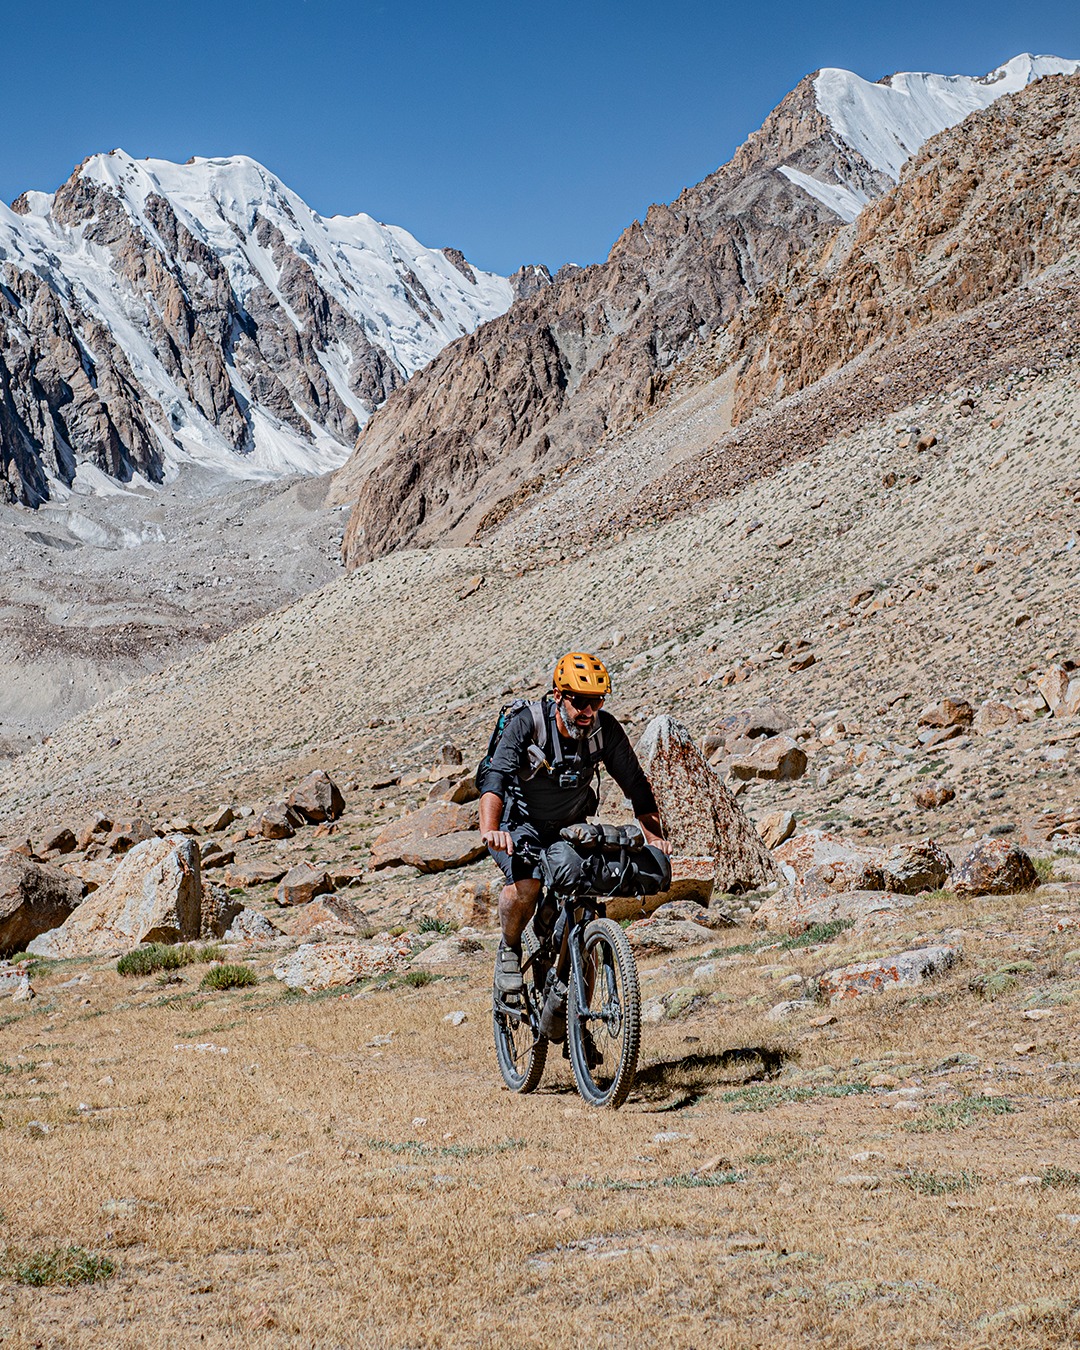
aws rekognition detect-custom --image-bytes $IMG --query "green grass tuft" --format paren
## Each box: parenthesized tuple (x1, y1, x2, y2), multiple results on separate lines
(117, 943, 222, 977)
(402, 970, 438, 987)
(1040, 1166, 1080, 1189)
(897, 1169, 981, 1195)
(200, 963, 258, 991)
(0, 1244, 116, 1286)
(904, 1097, 1014, 1132)
(722, 1082, 871, 1113)
(417, 916, 454, 935)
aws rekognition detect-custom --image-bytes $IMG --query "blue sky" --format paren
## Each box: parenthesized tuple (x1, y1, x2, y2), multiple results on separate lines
(4, 0, 1077, 274)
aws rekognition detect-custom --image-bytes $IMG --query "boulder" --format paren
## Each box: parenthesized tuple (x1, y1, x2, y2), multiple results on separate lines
(276, 863, 334, 907)
(201, 882, 244, 939)
(649, 899, 732, 930)
(410, 933, 484, 968)
(105, 818, 156, 855)
(272, 937, 413, 992)
(202, 805, 236, 832)
(973, 701, 1021, 735)
(624, 915, 716, 953)
(773, 830, 884, 899)
(258, 804, 296, 840)
(287, 895, 374, 938)
(913, 781, 956, 810)
(0, 851, 85, 957)
(41, 826, 77, 856)
(427, 774, 480, 805)
(222, 908, 282, 942)
(951, 839, 1039, 896)
(370, 801, 484, 873)
(60, 857, 116, 893)
(0, 965, 34, 1001)
(816, 945, 961, 1003)
(916, 697, 974, 729)
(27, 835, 202, 959)
(77, 813, 113, 850)
(880, 840, 951, 894)
(729, 736, 807, 782)
(636, 715, 776, 894)
(757, 810, 797, 849)
(1035, 666, 1080, 718)
(755, 887, 914, 935)
(436, 878, 499, 929)
(710, 704, 793, 756)
(224, 862, 288, 888)
(287, 770, 345, 824)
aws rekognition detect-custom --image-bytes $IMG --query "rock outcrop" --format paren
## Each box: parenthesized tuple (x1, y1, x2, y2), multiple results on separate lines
(26, 835, 201, 958)
(0, 851, 84, 956)
(636, 715, 776, 894)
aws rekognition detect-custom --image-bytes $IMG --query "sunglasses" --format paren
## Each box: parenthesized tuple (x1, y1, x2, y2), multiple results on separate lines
(563, 692, 605, 710)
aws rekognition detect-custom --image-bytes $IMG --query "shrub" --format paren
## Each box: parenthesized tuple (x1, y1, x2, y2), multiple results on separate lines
(403, 970, 437, 988)
(0, 1245, 116, 1286)
(117, 943, 223, 977)
(418, 916, 453, 935)
(200, 963, 258, 991)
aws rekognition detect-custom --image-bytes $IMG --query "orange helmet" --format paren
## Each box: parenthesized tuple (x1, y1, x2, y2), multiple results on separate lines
(553, 652, 611, 696)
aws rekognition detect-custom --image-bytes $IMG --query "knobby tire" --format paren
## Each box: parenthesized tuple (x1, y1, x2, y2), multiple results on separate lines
(567, 917, 640, 1109)
(493, 924, 548, 1093)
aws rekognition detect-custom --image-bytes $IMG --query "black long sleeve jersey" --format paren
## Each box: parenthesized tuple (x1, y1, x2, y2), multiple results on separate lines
(479, 701, 659, 827)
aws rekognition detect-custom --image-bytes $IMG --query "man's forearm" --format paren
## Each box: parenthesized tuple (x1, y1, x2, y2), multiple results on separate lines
(479, 792, 505, 835)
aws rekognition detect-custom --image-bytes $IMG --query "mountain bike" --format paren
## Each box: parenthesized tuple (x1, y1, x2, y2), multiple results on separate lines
(491, 824, 670, 1110)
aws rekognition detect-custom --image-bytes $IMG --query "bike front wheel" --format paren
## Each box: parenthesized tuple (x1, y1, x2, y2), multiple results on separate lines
(567, 917, 640, 1109)
(492, 925, 548, 1094)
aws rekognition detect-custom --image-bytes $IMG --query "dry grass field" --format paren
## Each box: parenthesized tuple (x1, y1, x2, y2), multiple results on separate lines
(2, 876, 1079, 1349)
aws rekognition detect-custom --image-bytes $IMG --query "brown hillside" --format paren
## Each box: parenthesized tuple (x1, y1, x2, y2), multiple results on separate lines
(333, 76, 863, 564)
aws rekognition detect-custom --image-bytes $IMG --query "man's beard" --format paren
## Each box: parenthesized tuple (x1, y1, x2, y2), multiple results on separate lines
(559, 701, 591, 740)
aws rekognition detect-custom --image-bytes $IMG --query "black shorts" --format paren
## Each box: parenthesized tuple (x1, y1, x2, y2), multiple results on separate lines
(487, 818, 569, 886)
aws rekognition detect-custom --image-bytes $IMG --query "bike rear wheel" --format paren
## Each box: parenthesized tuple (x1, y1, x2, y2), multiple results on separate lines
(492, 925, 548, 1093)
(567, 917, 640, 1109)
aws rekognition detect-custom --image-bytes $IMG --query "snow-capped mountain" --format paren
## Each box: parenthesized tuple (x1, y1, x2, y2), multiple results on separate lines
(335, 54, 1078, 564)
(0, 151, 512, 504)
(780, 54, 1080, 221)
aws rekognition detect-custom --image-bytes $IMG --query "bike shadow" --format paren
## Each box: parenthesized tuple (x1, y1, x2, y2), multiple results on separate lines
(630, 1045, 787, 1112)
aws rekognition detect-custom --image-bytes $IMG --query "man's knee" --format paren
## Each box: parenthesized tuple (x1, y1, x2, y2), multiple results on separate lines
(500, 878, 541, 911)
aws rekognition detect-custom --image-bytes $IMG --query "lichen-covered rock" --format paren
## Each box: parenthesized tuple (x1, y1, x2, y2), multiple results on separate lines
(272, 937, 413, 992)
(754, 887, 913, 935)
(880, 840, 952, 894)
(636, 715, 776, 894)
(27, 835, 201, 958)
(773, 830, 884, 899)
(951, 839, 1039, 896)
(0, 851, 85, 957)
(817, 945, 961, 1003)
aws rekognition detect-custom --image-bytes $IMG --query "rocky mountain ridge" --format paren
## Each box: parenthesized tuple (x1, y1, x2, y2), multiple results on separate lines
(1, 152, 511, 506)
(333, 55, 1077, 566)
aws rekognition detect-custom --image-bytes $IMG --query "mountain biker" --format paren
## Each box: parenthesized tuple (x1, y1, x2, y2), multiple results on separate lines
(478, 651, 670, 1004)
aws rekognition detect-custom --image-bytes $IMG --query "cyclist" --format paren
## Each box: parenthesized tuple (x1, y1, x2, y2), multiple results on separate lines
(478, 651, 670, 1004)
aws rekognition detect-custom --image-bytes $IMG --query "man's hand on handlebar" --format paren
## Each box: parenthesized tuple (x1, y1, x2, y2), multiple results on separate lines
(481, 829, 514, 855)
(638, 812, 672, 856)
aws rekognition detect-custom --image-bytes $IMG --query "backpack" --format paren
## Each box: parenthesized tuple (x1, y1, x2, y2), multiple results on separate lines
(476, 695, 605, 794)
